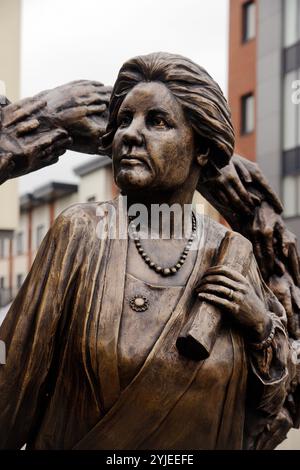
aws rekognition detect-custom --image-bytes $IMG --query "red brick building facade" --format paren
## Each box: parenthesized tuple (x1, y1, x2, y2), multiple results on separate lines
(228, 0, 256, 162)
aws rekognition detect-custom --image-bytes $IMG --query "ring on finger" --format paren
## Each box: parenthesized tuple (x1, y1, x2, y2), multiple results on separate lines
(227, 288, 234, 300)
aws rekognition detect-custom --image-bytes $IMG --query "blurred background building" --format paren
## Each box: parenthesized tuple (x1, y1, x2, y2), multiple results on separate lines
(228, 0, 300, 448)
(0, 156, 114, 310)
(229, 0, 300, 241)
(0, 0, 20, 309)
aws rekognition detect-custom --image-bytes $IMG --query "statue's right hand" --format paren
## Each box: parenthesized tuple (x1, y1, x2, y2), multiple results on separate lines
(1, 97, 47, 129)
(0, 123, 72, 182)
(36, 80, 112, 154)
(0, 152, 14, 185)
(0, 96, 73, 182)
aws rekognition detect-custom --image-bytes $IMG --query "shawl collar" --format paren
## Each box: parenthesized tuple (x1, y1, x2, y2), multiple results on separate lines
(74, 209, 211, 449)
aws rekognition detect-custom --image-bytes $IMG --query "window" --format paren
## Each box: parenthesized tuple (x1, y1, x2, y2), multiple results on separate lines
(282, 68, 300, 171)
(0, 80, 6, 98)
(283, 71, 298, 151)
(283, 176, 297, 217)
(16, 232, 24, 255)
(36, 225, 45, 248)
(242, 1, 256, 42)
(298, 77, 300, 146)
(17, 274, 24, 289)
(282, 174, 300, 218)
(241, 93, 255, 134)
(283, 148, 300, 175)
(284, 0, 300, 48)
(282, 67, 300, 216)
(284, 42, 300, 73)
(0, 238, 5, 259)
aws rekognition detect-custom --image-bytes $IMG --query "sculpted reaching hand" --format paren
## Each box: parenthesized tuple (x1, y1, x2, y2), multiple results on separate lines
(199, 155, 299, 284)
(35, 80, 112, 154)
(0, 80, 112, 185)
(0, 97, 71, 184)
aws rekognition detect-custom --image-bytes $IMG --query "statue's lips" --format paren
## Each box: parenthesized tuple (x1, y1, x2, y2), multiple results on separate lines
(120, 155, 149, 168)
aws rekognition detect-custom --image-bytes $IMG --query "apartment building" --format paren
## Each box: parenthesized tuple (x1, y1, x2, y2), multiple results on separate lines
(0, 155, 114, 307)
(228, 0, 300, 449)
(229, 0, 300, 240)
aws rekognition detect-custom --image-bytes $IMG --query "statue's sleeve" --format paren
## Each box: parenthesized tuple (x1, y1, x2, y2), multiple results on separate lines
(0, 207, 82, 449)
(245, 255, 290, 416)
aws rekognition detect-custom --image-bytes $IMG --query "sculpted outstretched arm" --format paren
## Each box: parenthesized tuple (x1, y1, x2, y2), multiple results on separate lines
(0, 95, 71, 184)
(35, 80, 111, 154)
(0, 81, 111, 185)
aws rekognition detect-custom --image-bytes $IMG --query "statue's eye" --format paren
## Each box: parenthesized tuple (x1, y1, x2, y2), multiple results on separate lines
(148, 113, 169, 129)
(118, 114, 132, 128)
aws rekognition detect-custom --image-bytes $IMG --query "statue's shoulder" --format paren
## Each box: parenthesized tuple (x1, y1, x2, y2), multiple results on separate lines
(52, 198, 116, 234)
(200, 213, 227, 243)
(200, 213, 253, 252)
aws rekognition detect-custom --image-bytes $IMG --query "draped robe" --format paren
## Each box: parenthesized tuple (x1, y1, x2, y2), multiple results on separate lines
(0, 196, 290, 449)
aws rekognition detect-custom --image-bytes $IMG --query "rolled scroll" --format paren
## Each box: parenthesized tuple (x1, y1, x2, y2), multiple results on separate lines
(176, 231, 253, 360)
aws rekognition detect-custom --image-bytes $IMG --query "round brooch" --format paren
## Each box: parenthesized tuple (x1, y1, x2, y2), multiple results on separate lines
(129, 295, 149, 312)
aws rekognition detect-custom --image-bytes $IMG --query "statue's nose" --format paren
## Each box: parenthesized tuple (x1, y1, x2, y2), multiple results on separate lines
(122, 118, 144, 147)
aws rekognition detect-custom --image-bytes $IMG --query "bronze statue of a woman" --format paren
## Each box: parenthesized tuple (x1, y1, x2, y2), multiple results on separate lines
(0, 52, 298, 450)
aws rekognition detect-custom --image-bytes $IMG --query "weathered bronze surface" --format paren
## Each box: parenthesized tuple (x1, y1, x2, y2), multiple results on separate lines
(0, 81, 110, 183)
(0, 52, 299, 450)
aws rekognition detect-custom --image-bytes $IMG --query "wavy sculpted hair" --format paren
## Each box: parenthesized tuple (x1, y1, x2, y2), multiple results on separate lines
(102, 52, 235, 175)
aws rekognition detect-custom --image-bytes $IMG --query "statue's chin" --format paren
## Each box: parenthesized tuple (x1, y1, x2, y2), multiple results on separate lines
(115, 168, 153, 192)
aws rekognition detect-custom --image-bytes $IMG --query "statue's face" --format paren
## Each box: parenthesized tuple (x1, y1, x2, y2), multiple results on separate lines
(112, 81, 196, 192)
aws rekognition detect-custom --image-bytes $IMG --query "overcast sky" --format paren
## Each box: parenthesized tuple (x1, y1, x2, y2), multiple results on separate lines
(19, 0, 229, 194)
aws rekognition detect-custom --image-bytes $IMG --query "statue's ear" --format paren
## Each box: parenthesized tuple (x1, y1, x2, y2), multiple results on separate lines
(196, 147, 210, 168)
(196, 146, 223, 181)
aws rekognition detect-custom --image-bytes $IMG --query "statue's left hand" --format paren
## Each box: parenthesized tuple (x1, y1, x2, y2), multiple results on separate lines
(246, 202, 300, 286)
(231, 155, 283, 213)
(198, 155, 283, 223)
(196, 265, 271, 342)
(199, 155, 299, 284)
(198, 158, 257, 219)
(36, 80, 112, 154)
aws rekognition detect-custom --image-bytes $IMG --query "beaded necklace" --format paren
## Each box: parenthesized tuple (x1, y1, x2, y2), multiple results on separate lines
(129, 213, 197, 277)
